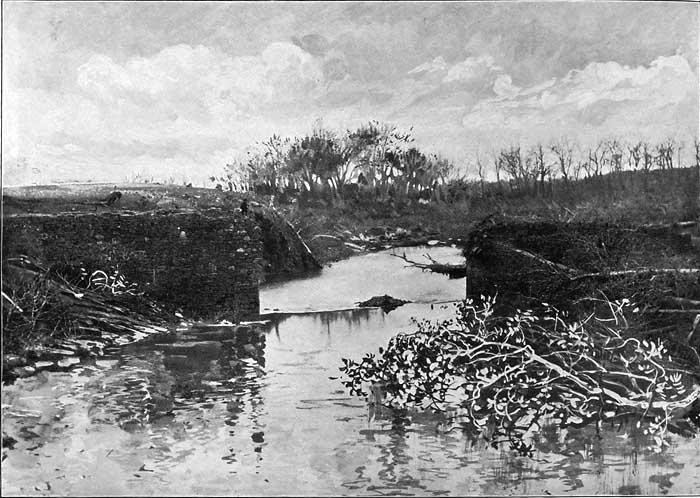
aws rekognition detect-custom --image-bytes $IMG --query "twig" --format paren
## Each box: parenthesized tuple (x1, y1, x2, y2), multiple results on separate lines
(310, 234, 342, 241)
(570, 268, 700, 282)
(493, 242, 576, 274)
(1, 290, 24, 313)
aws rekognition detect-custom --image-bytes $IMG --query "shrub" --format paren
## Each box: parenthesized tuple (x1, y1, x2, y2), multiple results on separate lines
(340, 297, 700, 456)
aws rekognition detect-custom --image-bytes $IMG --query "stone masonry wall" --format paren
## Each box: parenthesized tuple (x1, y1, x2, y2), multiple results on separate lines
(3, 210, 262, 322)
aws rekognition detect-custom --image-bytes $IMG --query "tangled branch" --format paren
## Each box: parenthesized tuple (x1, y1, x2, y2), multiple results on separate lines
(340, 297, 700, 456)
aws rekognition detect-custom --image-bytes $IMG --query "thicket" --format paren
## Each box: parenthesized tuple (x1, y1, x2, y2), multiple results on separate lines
(341, 297, 700, 456)
(211, 121, 453, 206)
(2, 256, 165, 362)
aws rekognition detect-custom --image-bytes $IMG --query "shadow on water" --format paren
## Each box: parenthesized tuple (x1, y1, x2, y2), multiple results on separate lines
(3, 247, 700, 495)
(262, 307, 377, 337)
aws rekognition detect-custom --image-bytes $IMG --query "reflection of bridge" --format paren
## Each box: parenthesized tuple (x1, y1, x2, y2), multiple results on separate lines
(85, 324, 266, 433)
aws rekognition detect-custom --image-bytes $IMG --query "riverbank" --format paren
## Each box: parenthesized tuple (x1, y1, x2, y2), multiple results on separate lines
(2, 185, 282, 380)
(3, 182, 699, 380)
(465, 216, 700, 365)
(2, 183, 464, 269)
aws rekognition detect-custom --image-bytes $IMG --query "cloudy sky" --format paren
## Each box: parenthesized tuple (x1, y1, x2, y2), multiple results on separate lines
(3, 1, 698, 185)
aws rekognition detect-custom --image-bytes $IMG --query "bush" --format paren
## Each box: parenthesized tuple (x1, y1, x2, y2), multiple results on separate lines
(340, 297, 700, 456)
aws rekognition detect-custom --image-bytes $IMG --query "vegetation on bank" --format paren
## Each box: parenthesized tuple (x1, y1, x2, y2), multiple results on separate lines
(205, 120, 698, 268)
(210, 120, 699, 222)
(2, 256, 170, 380)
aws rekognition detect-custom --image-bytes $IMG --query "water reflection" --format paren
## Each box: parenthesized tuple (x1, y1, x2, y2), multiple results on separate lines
(264, 307, 378, 339)
(261, 245, 467, 313)
(84, 325, 266, 434)
(3, 247, 700, 495)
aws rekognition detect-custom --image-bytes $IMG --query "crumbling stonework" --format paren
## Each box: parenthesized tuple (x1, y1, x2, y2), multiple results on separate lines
(3, 210, 262, 321)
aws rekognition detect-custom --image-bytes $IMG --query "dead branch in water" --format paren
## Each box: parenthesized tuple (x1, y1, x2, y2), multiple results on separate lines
(341, 298, 700, 456)
(391, 252, 467, 278)
(397, 241, 699, 285)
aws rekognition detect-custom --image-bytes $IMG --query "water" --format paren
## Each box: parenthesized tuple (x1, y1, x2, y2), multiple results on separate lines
(2, 246, 700, 495)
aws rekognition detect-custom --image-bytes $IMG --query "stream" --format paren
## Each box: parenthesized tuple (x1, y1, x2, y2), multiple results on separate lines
(2, 246, 699, 495)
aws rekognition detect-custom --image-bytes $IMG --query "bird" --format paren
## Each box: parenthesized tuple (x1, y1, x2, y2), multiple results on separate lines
(82, 191, 122, 208)
(102, 191, 122, 206)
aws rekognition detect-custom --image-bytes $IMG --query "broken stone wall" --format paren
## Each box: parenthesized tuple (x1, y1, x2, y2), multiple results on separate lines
(3, 210, 262, 321)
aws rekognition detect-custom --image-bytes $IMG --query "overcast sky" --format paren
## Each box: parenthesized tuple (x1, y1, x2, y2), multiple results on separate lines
(3, 1, 698, 185)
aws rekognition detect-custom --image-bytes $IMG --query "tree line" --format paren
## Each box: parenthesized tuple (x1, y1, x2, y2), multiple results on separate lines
(212, 121, 700, 205)
(481, 137, 698, 197)
(211, 121, 453, 205)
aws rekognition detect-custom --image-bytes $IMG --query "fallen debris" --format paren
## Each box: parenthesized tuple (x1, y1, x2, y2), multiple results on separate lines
(2, 255, 172, 382)
(357, 295, 411, 313)
(392, 252, 467, 279)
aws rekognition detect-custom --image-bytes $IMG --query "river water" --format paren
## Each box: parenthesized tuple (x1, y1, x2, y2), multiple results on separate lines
(2, 246, 699, 495)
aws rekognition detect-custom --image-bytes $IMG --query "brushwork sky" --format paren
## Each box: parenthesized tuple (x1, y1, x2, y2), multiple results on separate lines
(3, 1, 698, 185)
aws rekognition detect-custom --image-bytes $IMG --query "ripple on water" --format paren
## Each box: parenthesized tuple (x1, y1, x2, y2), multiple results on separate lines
(3, 247, 700, 495)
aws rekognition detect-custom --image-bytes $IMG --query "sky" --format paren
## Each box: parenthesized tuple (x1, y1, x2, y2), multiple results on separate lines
(2, 1, 699, 185)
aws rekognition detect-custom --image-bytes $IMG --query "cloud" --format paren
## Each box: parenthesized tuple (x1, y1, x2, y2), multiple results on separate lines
(443, 55, 500, 84)
(493, 74, 520, 99)
(408, 56, 448, 75)
(4, 41, 334, 185)
(460, 54, 698, 147)
(76, 42, 324, 116)
(2, 1, 697, 185)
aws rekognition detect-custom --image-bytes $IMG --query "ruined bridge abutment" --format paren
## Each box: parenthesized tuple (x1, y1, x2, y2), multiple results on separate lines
(3, 211, 262, 322)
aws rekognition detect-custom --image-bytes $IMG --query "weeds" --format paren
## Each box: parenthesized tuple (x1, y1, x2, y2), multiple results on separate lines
(2, 257, 159, 361)
(2, 270, 75, 352)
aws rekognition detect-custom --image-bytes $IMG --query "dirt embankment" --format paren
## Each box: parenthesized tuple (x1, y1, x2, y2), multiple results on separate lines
(462, 216, 700, 363)
(3, 183, 321, 281)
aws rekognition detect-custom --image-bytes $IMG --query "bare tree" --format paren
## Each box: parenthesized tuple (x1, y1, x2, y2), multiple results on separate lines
(628, 141, 643, 171)
(642, 142, 654, 174)
(528, 144, 551, 196)
(475, 149, 486, 197)
(499, 145, 527, 192)
(584, 142, 608, 177)
(492, 150, 503, 190)
(655, 138, 675, 170)
(550, 138, 574, 182)
(605, 139, 624, 173)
